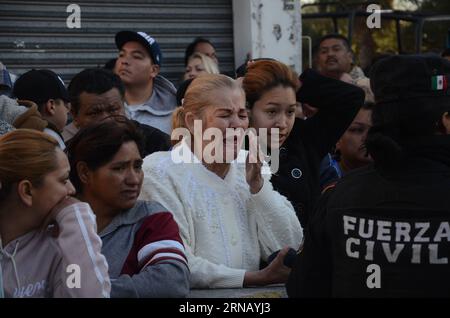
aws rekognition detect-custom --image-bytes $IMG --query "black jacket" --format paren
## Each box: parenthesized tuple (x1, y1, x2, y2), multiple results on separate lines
(65, 120, 170, 158)
(287, 135, 450, 297)
(134, 120, 171, 157)
(270, 69, 365, 226)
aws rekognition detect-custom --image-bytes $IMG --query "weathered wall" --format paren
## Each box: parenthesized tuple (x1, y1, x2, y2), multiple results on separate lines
(233, 0, 302, 73)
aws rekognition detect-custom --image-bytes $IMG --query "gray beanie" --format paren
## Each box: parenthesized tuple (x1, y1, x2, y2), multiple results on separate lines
(0, 95, 28, 124)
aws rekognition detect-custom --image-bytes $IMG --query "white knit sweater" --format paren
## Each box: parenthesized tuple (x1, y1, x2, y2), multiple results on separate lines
(139, 142, 303, 288)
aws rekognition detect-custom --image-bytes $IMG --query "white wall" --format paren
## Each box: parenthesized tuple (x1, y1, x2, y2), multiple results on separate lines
(232, 0, 302, 73)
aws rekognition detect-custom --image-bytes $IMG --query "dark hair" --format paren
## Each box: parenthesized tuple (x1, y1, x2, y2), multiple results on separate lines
(442, 48, 450, 58)
(362, 101, 375, 111)
(315, 34, 351, 54)
(68, 68, 125, 115)
(104, 58, 117, 71)
(176, 78, 194, 106)
(65, 117, 144, 194)
(184, 37, 216, 66)
(365, 97, 450, 170)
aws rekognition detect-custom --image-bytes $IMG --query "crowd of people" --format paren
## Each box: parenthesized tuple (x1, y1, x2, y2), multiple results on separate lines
(1, 29, 450, 298)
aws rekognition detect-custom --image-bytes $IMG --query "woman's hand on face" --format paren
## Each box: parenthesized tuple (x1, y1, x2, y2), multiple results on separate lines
(51, 196, 80, 215)
(41, 196, 80, 232)
(246, 150, 264, 194)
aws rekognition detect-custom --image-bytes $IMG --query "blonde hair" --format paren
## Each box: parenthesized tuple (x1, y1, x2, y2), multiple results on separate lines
(172, 74, 243, 145)
(186, 52, 220, 75)
(0, 129, 58, 201)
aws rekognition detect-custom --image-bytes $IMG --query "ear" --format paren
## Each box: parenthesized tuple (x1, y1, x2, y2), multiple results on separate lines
(17, 180, 34, 207)
(295, 102, 305, 119)
(76, 161, 92, 187)
(71, 108, 81, 128)
(335, 138, 342, 151)
(345, 50, 354, 66)
(149, 64, 160, 79)
(184, 111, 196, 134)
(441, 112, 450, 134)
(44, 99, 57, 116)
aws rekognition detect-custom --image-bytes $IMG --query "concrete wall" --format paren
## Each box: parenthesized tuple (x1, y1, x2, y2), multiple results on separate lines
(232, 0, 302, 73)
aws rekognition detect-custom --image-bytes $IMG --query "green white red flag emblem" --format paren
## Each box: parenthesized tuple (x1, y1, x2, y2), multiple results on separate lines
(432, 75, 447, 90)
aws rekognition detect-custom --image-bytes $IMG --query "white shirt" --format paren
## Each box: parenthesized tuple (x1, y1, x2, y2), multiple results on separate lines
(139, 142, 303, 288)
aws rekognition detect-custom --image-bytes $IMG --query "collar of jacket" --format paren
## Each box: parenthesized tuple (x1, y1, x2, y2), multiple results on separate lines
(98, 201, 149, 237)
(404, 135, 450, 169)
(45, 122, 64, 139)
(398, 135, 450, 172)
(125, 75, 176, 116)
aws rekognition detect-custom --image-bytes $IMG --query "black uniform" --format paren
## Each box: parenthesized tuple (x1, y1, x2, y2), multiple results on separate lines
(287, 135, 450, 297)
(270, 69, 364, 226)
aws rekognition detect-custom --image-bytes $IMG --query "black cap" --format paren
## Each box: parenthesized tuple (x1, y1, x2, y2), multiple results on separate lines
(370, 54, 450, 104)
(115, 31, 162, 66)
(13, 69, 69, 103)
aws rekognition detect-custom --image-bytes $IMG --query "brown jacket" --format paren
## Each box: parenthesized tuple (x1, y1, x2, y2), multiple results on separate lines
(14, 100, 47, 131)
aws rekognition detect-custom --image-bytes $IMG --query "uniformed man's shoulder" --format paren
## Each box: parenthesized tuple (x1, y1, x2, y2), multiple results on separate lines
(333, 165, 378, 190)
(323, 165, 381, 208)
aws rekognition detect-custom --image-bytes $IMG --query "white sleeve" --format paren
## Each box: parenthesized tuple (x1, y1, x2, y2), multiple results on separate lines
(53, 202, 111, 298)
(140, 164, 246, 289)
(247, 175, 303, 261)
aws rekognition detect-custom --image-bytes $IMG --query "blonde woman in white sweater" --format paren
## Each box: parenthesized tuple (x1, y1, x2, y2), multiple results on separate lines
(139, 74, 303, 289)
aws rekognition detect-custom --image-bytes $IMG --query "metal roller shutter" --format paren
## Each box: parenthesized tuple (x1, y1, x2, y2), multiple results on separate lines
(0, 0, 234, 86)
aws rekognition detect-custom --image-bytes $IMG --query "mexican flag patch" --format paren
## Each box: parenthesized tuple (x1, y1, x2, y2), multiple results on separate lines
(432, 75, 447, 90)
